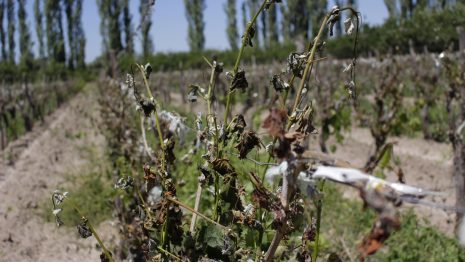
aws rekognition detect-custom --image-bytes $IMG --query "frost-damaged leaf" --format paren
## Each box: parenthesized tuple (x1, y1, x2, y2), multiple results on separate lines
(114, 176, 134, 190)
(262, 108, 287, 137)
(211, 158, 236, 176)
(243, 23, 256, 47)
(140, 99, 155, 117)
(287, 52, 306, 78)
(144, 63, 153, 80)
(292, 105, 316, 135)
(77, 218, 93, 238)
(327, 5, 340, 37)
(345, 80, 356, 100)
(52, 190, 68, 227)
(226, 114, 247, 137)
(264, 0, 282, 10)
(344, 17, 355, 35)
(100, 251, 113, 262)
(187, 84, 202, 102)
(270, 74, 289, 93)
(235, 130, 261, 159)
(230, 69, 248, 91)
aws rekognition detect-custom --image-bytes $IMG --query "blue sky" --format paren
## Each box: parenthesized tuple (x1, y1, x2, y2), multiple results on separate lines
(24, 0, 388, 62)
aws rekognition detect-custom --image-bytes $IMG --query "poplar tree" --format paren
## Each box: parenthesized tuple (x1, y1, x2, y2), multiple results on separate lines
(97, 0, 109, 52)
(247, 0, 260, 47)
(97, 0, 123, 54)
(384, 0, 398, 18)
(18, 0, 33, 69)
(64, 0, 85, 69)
(7, 0, 14, 63)
(45, 0, 66, 64)
(184, 0, 205, 52)
(108, 0, 123, 52)
(280, 3, 290, 43)
(241, 2, 247, 33)
(140, 0, 153, 57)
(267, 3, 279, 46)
(122, 0, 134, 55)
(0, 0, 6, 61)
(260, 9, 267, 47)
(64, 0, 76, 69)
(309, 0, 327, 38)
(225, 0, 238, 50)
(74, 0, 85, 68)
(34, 0, 45, 59)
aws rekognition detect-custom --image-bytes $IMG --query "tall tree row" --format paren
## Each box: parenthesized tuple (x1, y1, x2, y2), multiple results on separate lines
(45, 0, 66, 64)
(97, 0, 123, 54)
(7, 0, 15, 63)
(267, 3, 279, 46)
(140, 0, 154, 58)
(64, 0, 85, 69)
(34, 0, 45, 59)
(122, 0, 134, 55)
(225, 0, 238, 50)
(184, 0, 205, 52)
(0, 0, 6, 61)
(18, 0, 33, 69)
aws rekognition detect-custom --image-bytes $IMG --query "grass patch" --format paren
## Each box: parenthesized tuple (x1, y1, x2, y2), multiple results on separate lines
(42, 172, 115, 227)
(319, 184, 465, 261)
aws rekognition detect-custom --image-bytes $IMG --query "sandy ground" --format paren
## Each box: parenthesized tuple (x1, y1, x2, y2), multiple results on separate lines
(0, 85, 117, 262)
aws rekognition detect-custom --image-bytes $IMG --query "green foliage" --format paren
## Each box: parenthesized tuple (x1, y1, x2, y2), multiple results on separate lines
(373, 212, 465, 261)
(327, 4, 465, 58)
(44, 172, 114, 226)
(225, 0, 239, 50)
(45, 0, 66, 64)
(18, 0, 33, 71)
(140, 43, 296, 72)
(140, 0, 153, 58)
(321, 185, 465, 261)
(6, 0, 14, 63)
(184, 0, 206, 51)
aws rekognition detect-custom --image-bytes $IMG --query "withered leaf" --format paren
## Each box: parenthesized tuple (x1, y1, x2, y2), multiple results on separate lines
(227, 114, 247, 137)
(140, 99, 155, 117)
(270, 74, 288, 93)
(187, 84, 202, 102)
(295, 105, 316, 135)
(231, 69, 249, 91)
(164, 137, 176, 165)
(262, 108, 287, 137)
(235, 130, 261, 159)
(77, 219, 92, 238)
(211, 158, 236, 175)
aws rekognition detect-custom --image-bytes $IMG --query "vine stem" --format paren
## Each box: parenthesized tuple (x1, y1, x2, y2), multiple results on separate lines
(167, 197, 230, 231)
(223, 0, 267, 126)
(190, 59, 219, 231)
(263, 9, 334, 261)
(67, 200, 114, 262)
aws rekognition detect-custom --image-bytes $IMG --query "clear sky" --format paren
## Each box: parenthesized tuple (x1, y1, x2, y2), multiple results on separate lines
(24, 0, 388, 63)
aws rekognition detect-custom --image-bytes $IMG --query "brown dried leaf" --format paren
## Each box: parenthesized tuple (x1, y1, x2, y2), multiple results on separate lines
(235, 130, 261, 159)
(262, 108, 287, 137)
(211, 158, 236, 176)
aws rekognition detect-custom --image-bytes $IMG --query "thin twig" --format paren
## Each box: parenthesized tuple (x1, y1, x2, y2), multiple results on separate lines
(166, 197, 230, 231)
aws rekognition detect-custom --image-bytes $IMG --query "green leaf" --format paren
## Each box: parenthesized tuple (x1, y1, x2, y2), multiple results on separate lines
(203, 224, 224, 249)
(378, 143, 393, 169)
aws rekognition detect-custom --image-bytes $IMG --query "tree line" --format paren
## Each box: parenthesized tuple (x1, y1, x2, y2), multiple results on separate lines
(2, 0, 464, 78)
